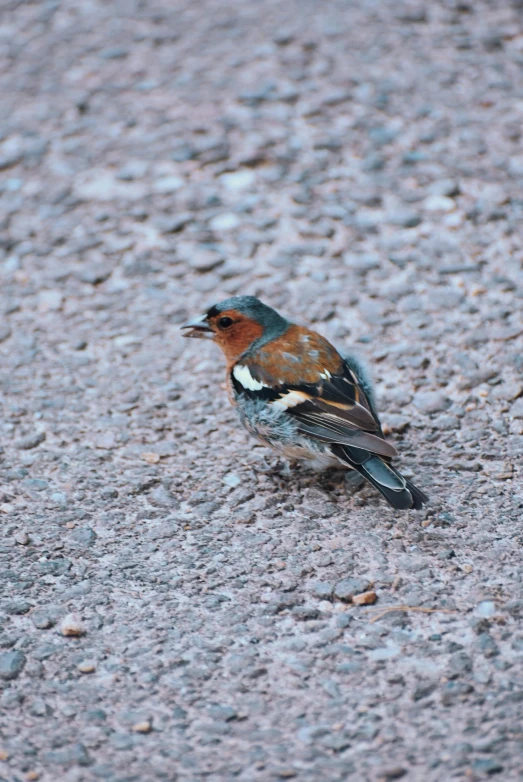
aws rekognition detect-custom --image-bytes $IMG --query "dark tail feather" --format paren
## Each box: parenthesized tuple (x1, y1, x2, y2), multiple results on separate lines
(404, 478, 429, 511)
(332, 445, 428, 510)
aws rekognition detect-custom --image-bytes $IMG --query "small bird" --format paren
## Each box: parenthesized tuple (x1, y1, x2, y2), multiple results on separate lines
(182, 296, 427, 510)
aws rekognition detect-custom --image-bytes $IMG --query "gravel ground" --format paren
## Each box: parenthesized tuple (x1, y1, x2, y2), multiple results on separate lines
(1, 1, 523, 781)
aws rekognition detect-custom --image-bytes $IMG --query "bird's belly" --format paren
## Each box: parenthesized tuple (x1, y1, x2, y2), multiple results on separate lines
(273, 442, 342, 469)
(237, 401, 341, 469)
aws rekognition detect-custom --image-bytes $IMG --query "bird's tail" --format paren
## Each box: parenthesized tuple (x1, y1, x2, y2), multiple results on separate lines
(331, 444, 428, 510)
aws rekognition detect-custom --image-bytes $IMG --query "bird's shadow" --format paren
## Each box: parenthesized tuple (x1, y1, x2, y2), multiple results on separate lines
(260, 457, 366, 497)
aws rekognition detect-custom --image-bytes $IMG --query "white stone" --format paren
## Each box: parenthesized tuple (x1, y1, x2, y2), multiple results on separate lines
(74, 169, 147, 201)
(60, 613, 85, 637)
(222, 473, 242, 488)
(153, 175, 184, 193)
(209, 212, 241, 231)
(38, 289, 63, 312)
(423, 195, 456, 212)
(220, 170, 256, 191)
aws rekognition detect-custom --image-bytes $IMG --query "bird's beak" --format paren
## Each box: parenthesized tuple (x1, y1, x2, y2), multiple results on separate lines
(181, 314, 215, 339)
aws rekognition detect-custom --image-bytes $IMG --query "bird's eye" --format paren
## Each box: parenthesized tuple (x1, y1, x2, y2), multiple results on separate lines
(218, 316, 234, 329)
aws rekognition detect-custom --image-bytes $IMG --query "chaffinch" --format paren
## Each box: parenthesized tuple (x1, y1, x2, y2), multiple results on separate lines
(182, 295, 427, 510)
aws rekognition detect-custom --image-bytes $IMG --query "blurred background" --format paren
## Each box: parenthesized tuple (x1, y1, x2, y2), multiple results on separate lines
(0, 2, 522, 781)
(1, 0, 522, 463)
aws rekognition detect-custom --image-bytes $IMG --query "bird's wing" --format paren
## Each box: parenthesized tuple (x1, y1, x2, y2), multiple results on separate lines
(231, 350, 398, 460)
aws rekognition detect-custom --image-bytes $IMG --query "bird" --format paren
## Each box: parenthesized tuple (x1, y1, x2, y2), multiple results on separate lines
(181, 296, 428, 510)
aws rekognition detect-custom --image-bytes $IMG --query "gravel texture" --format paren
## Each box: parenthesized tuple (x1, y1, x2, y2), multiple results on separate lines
(1, 1, 522, 781)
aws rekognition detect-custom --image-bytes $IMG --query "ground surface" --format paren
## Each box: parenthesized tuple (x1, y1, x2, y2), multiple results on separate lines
(0, 1, 522, 781)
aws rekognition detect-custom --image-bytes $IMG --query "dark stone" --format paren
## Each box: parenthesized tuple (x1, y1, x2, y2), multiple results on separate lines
(292, 606, 320, 621)
(207, 704, 237, 721)
(413, 682, 437, 701)
(475, 633, 500, 658)
(387, 210, 422, 228)
(39, 559, 72, 576)
(441, 681, 474, 705)
(15, 431, 46, 450)
(69, 527, 97, 548)
(77, 266, 112, 285)
(449, 652, 473, 677)
(502, 599, 523, 617)
(0, 650, 26, 680)
(310, 581, 335, 599)
(0, 634, 17, 649)
(32, 611, 55, 630)
(377, 768, 407, 781)
(471, 758, 504, 775)
(5, 600, 32, 615)
(101, 487, 119, 499)
(361, 154, 385, 172)
(152, 213, 193, 233)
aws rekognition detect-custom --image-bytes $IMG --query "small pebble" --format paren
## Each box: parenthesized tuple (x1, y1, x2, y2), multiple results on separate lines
(132, 720, 152, 733)
(60, 613, 85, 637)
(352, 591, 378, 606)
(78, 661, 96, 674)
(220, 170, 256, 191)
(14, 532, 29, 545)
(222, 473, 242, 488)
(423, 195, 455, 212)
(209, 213, 241, 231)
(141, 452, 160, 464)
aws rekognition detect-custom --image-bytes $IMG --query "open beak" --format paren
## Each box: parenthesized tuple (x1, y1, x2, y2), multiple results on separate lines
(181, 314, 215, 339)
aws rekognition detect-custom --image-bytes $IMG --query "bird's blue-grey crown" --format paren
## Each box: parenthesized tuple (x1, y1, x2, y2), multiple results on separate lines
(206, 296, 289, 349)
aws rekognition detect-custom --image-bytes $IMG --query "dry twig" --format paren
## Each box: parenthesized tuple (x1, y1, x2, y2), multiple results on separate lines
(368, 605, 459, 623)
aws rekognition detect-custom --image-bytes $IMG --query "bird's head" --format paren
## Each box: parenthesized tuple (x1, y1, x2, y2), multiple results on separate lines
(181, 295, 288, 362)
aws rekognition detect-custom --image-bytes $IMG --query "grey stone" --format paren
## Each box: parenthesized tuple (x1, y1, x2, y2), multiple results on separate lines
(0, 634, 17, 649)
(292, 606, 320, 621)
(77, 265, 112, 285)
(5, 599, 32, 615)
(152, 213, 193, 233)
(99, 47, 128, 59)
(441, 681, 474, 705)
(0, 650, 26, 680)
(343, 252, 381, 274)
(503, 599, 523, 617)
(333, 578, 370, 602)
(428, 179, 460, 198)
(207, 704, 237, 721)
(475, 633, 500, 658)
(69, 527, 97, 548)
(0, 153, 22, 170)
(376, 768, 407, 781)
(413, 391, 451, 415)
(387, 210, 422, 228)
(15, 431, 46, 450)
(32, 611, 56, 630)
(471, 759, 504, 775)
(44, 742, 91, 766)
(361, 153, 385, 172)
(449, 652, 473, 676)
(310, 581, 335, 599)
(186, 249, 225, 273)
